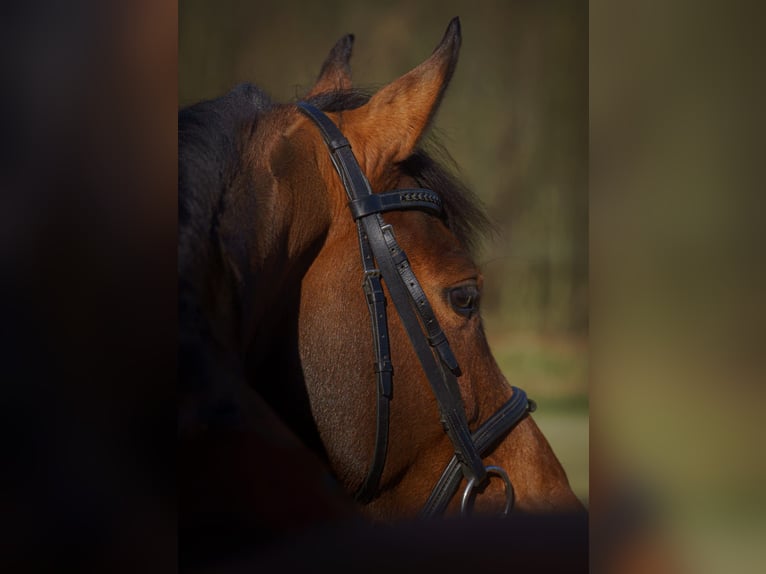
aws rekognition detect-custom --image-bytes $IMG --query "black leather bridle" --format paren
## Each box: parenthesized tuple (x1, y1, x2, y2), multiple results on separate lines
(298, 102, 536, 517)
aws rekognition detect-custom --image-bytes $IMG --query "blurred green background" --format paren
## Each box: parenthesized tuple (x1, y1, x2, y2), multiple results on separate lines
(180, 0, 588, 504)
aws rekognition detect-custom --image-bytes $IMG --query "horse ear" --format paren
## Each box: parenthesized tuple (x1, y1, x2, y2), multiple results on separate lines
(306, 34, 354, 97)
(346, 17, 461, 169)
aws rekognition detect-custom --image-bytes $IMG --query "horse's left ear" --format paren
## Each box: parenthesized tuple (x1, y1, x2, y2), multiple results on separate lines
(306, 34, 354, 97)
(346, 17, 461, 169)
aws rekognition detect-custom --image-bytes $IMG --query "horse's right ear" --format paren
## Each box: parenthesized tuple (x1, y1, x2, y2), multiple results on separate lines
(306, 34, 354, 97)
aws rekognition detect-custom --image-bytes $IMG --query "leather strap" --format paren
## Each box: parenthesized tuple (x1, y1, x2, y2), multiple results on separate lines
(296, 102, 394, 502)
(354, 270, 392, 502)
(360, 215, 485, 483)
(378, 224, 461, 376)
(296, 101, 525, 508)
(420, 387, 533, 518)
(348, 189, 443, 220)
(297, 101, 487, 487)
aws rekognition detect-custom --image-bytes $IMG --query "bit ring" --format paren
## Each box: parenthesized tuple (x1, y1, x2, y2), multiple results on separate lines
(460, 465, 514, 516)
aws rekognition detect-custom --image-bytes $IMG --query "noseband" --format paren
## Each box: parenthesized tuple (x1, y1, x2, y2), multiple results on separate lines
(298, 102, 535, 517)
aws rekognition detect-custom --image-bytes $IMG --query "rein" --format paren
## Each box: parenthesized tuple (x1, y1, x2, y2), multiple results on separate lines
(298, 102, 535, 517)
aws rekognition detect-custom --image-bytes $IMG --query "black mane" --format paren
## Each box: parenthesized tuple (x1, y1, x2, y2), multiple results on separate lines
(178, 83, 272, 274)
(178, 83, 272, 397)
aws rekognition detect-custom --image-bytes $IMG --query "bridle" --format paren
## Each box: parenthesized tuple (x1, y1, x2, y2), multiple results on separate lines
(298, 102, 536, 518)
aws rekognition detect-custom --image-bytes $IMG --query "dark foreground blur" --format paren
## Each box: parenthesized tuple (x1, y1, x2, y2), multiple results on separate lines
(185, 514, 588, 573)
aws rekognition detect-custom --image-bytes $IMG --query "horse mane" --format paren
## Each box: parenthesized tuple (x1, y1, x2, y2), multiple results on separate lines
(306, 89, 492, 255)
(178, 83, 273, 398)
(178, 83, 272, 276)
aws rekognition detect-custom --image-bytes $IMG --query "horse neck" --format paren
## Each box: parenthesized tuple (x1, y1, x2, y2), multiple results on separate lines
(230, 161, 334, 458)
(179, 159, 332, 435)
(189, 176, 330, 359)
(178, 103, 336, 458)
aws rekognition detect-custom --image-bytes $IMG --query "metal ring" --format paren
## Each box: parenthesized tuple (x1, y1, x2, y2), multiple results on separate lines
(460, 465, 514, 516)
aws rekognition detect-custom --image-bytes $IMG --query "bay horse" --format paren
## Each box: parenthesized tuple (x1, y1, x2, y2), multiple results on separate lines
(179, 16, 583, 565)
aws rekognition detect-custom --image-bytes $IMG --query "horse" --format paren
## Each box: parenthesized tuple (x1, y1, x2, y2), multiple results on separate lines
(179, 16, 584, 567)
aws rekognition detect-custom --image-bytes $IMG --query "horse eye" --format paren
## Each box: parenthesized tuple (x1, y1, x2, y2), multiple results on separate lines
(448, 285, 479, 317)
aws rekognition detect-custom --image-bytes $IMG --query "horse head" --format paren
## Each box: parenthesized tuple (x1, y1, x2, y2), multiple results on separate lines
(179, 18, 583, 541)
